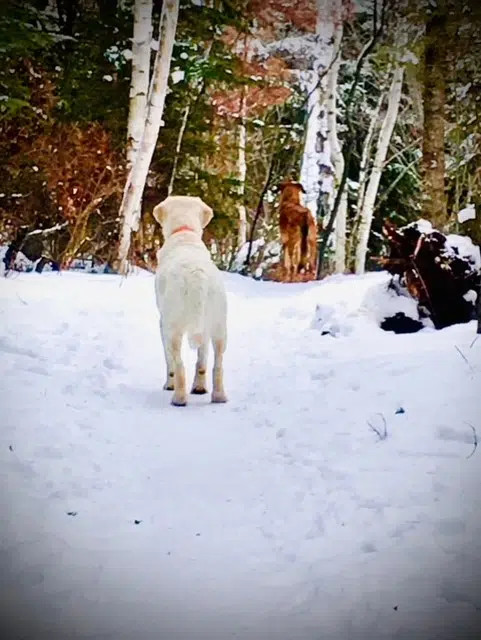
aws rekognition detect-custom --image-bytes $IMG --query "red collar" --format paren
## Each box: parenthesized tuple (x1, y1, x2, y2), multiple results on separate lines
(171, 225, 196, 235)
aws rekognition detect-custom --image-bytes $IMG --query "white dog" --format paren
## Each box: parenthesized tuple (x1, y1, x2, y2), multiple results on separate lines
(153, 195, 228, 407)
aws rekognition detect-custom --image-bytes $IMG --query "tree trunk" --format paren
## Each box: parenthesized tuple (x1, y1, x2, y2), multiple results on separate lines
(422, 6, 447, 228)
(299, 0, 339, 220)
(348, 90, 384, 269)
(116, 0, 179, 275)
(477, 279, 481, 334)
(355, 64, 404, 274)
(126, 0, 153, 170)
(236, 88, 247, 248)
(326, 16, 346, 273)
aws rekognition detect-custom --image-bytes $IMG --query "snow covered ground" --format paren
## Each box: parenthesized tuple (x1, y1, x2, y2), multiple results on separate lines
(1, 269, 480, 639)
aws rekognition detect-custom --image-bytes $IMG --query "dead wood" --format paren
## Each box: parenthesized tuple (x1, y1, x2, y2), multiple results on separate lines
(381, 220, 480, 330)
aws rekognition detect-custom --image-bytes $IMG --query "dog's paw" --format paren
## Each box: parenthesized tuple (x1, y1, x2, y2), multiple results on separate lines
(163, 383, 175, 391)
(191, 385, 208, 395)
(211, 391, 228, 404)
(171, 395, 187, 407)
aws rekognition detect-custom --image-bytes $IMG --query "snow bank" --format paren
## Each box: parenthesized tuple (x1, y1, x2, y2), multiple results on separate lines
(310, 274, 430, 337)
(1, 268, 480, 639)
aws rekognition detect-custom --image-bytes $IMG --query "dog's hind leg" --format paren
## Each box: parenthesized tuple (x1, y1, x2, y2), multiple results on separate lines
(291, 241, 301, 281)
(170, 333, 187, 406)
(211, 338, 227, 404)
(281, 240, 291, 281)
(160, 319, 175, 391)
(191, 343, 208, 395)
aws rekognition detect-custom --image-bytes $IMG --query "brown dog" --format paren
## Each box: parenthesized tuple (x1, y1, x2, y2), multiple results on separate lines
(278, 180, 318, 281)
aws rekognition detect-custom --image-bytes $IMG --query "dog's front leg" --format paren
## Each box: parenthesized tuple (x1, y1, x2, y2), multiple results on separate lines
(160, 318, 175, 390)
(211, 338, 227, 403)
(170, 334, 187, 406)
(191, 344, 208, 395)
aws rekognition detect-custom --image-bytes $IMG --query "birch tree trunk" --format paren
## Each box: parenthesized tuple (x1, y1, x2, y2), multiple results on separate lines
(355, 64, 405, 274)
(126, 0, 153, 170)
(299, 0, 340, 220)
(236, 88, 247, 248)
(326, 17, 346, 273)
(117, 0, 180, 275)
(348, 89, 384, 267)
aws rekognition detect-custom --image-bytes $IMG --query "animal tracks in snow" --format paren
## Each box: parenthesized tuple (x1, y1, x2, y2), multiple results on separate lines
(1, 271, 480, 639)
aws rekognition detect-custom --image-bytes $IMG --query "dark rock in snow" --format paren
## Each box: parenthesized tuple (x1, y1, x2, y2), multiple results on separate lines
(380, 313, 424, 334)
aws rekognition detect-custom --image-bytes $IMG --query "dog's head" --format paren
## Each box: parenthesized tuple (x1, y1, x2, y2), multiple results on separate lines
(279, 180, 306, 205)
(152, 195, 213, 238)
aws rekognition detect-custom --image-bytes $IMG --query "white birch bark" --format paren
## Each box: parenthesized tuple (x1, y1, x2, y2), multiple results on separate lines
(126, 0, 153, 170)
(236, 89, 247, 248)
(355, 64, 405, 274)
(117, 0, 180, 274)
(347, 89, 384, 265)
(326, 17, 346, 273)
(299, 0, 341, 220)
(356, 90, 384, 220)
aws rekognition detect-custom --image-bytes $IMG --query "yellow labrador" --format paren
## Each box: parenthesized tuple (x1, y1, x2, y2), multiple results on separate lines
(153, 196, 228, 406)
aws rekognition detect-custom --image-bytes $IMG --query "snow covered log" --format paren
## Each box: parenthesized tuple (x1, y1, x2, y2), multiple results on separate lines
(378, 220, 481, 330)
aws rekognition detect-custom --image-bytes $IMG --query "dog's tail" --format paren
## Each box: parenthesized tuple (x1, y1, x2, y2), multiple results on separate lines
(300, 212, 310, 267)
(186, 267, 209, 349)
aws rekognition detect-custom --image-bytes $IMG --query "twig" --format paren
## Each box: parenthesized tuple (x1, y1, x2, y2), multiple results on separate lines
(465, 422, 478, 459)
(470, 335, 479, 348)
(367, 413, 388, 441)
(455, 345, 475, 375)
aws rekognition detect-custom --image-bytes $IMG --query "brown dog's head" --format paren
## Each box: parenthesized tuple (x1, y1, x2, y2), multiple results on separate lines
(152, 195, 213, 238)
(279, 179, 306, 205)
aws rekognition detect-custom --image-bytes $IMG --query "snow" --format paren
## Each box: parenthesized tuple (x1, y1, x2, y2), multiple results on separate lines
(458, 203, 476, 223)
(170, 69, 185, 84)
(405, 219, 481, 272)
(231, 238, 265, 271)
(445, 234, 481, 271)
(1, 269, 481, 639)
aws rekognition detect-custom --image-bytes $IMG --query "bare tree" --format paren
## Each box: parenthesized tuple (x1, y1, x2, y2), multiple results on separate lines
(421, 3, 448, 228)
(326, 14, 346, 273)
(299, 0, 341, 221)
(117, 0, 180, 274)
(126, 0, 153, 170)
(355, 63, 405, 274)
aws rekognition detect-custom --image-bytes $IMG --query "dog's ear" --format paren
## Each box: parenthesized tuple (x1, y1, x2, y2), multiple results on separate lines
(199, 200, 213, 228)
(152, 202, 166, 225)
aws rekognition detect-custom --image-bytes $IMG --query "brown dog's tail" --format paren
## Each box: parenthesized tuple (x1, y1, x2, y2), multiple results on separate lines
(300, 212, 309, 267)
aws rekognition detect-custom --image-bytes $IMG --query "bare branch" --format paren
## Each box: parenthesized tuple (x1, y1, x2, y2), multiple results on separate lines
(465, 422, 478, 459)
(455, 345, 475, 375)
(367, 413, 388, 441)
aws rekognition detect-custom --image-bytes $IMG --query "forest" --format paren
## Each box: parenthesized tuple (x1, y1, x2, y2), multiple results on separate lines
(1, 0, 480, 308)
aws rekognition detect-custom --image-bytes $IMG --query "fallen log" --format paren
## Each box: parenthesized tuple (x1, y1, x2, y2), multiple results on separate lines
(3, 222, 69, 274)
(380, 219, 480, 330)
